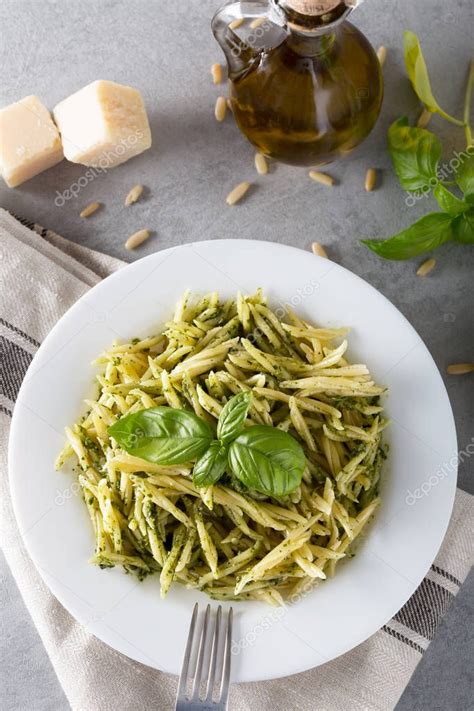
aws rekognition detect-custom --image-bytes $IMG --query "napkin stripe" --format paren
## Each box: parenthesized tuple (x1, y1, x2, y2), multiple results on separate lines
(431, 564, 461, 587)
(0, 335, 34, 402)
(16, 215, 36, 230)
(0, 317, 40, 348)
(382, 625, 425, 654)
(1, 404, 12, 417)
(427, 568, 459, 596)
(393, 578, 453, 641)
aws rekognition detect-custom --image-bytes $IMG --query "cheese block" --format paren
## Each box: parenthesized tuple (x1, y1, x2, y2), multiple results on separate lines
(0, 95, 63, 188)
(53, 80, 152, 168)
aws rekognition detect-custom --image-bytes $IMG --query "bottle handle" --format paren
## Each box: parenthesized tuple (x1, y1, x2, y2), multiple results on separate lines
(211, 2, 286, 79)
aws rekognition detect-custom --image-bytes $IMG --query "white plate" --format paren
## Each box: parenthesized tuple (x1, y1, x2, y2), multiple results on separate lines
(9, 239, 457, 682)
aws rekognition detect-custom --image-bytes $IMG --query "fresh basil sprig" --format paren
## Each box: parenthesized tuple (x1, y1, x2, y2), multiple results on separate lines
(455, 154, 474, 202)
(228, 426, 306, 498)
(403, 31, 464, 127)
(362, 33, 474, 261)
(217, 391, 251, 444)
(108, 393, 306, 498)
(453, 210, 474, 244)
(362, 212, 454, 260)
(387, 117, 441, 191)
(108, 407, 214, 465)
(362, 122, 474, 258)
(433, 184, 469, 215)
(193, 440, 228, 487)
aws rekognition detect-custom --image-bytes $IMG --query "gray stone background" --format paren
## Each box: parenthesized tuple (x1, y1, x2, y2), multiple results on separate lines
(0, 0, 473, 708)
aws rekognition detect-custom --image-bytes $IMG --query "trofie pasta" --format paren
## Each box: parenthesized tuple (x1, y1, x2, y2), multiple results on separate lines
(57, 290, 388, 605)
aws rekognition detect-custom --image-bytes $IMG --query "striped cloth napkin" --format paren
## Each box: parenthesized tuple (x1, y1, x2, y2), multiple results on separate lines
(1, 208, 473, 711)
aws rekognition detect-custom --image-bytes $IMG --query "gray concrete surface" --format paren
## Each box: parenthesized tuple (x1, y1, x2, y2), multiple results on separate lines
(1, 0, 473, 709)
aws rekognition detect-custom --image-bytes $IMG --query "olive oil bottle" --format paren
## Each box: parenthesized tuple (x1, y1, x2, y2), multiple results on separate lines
(212, 1, 383, 166)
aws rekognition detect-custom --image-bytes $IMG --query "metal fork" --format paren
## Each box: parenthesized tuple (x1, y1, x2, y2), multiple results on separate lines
(175, 603, 233, 710)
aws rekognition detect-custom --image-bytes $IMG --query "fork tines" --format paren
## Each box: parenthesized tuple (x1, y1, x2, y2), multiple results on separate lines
(176, 603, 233, 710)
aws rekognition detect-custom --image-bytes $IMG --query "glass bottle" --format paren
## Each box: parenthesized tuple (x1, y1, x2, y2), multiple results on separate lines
(212, 0, 383, 166)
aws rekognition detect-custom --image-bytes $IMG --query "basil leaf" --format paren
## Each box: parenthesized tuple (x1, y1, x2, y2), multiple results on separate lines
(108, 407, 214, 465)
(388, 117, 441, 191)
(452, 210, 474, 244)
(455, 153, 474, 202)
(403, 32, 439, 113)
(193, 441, 228, 487)
(217, 391, 251, 444)
(433, 184, 469, 215)
(403, 32, 464, 126)
(362, 212, 454, 260)
(228, 425, 306, 497)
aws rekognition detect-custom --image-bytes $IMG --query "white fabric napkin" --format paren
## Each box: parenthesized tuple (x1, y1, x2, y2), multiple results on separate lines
(1, 209, 473, 711)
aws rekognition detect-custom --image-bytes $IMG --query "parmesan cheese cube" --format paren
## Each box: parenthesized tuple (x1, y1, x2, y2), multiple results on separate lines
(53, 80, 152, 168)
(0, 95, 63, 188)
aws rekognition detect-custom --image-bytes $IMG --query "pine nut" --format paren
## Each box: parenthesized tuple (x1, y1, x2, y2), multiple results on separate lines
(124, 185, 144, 206)
(309, 170, 335, 186)
(311, 242, 328, 258)
(226, 98, 233, 111)
(416, 258, 436, 276)
(215, 96, 227, 122)
(226, 181, 251, 205)
(229, 18, 244, 30)
(211, 63, 223, 84)
(255, 153, 268, 175)
(250, 17, 265, 29)
(79, 202, 101, 218)
(125, 228, 151, 250)
(377, 46, 387, 67)
(446, 363, 474, 375)
(365, 168, 377, 192)
(417, 108, 432, 128)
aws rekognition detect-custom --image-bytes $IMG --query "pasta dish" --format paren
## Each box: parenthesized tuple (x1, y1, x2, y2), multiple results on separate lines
(57, 290, 387, 605)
